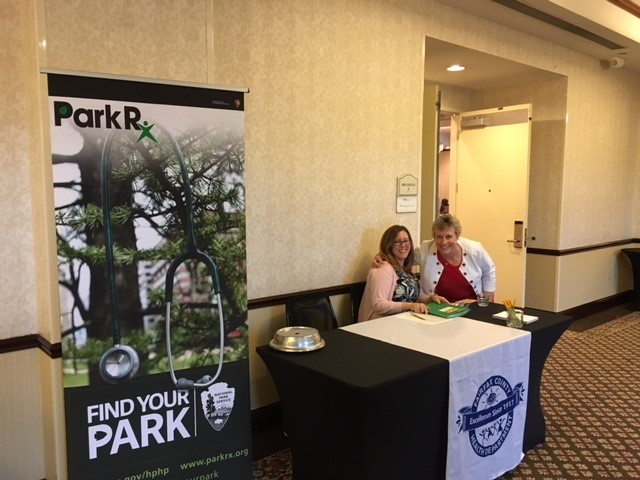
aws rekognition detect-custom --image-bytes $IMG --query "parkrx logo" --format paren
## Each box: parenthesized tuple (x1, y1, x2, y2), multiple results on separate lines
(456, 375, 525, 457)
(53, 101, 157, 142)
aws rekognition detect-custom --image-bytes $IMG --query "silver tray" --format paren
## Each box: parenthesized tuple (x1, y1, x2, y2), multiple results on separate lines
(269, 326, 326, 353)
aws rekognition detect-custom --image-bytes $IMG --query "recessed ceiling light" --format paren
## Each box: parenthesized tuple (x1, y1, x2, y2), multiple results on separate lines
(447, 64, 465, 72)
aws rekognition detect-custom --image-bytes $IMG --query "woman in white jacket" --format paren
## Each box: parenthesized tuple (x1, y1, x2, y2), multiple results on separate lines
(419, 214, 496, 304)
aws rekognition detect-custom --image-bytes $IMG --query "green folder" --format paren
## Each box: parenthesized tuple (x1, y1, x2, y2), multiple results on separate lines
(427, 303, 470, 319)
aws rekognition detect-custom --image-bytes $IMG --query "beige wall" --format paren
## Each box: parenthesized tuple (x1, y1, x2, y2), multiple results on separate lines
(0, 1, 52, 478)
(1, 0, 40, 339)
(35, 0, 640, 299)
(2, 0, 640, 478)
(526, 246, 637, 312)
(561, 68, 640, 248)
(208, 0, 640, 298)
(0, 350, 45, 479)
(555, 245, 636, 311)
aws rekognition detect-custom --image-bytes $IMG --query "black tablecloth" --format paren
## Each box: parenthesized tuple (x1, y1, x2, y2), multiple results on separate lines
(622, 248, 640, 310)
(257, 303, 571, 480)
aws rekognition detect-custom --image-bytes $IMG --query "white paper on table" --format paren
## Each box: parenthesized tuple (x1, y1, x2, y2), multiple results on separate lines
(492, 310, 539, 324)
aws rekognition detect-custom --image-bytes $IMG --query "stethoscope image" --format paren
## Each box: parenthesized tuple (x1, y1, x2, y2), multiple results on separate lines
(98, 126, 225, 390)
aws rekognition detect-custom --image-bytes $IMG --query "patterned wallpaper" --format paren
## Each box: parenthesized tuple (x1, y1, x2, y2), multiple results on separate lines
(44, 0, 210, 82)
(210, 0, 640, 296)
(4, 0, 640, 323)
(560, 65, 640, 248)
(1, 0, 39, 339)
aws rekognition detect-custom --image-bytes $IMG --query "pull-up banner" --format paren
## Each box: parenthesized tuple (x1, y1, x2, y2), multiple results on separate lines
(46, 71, 251, 480)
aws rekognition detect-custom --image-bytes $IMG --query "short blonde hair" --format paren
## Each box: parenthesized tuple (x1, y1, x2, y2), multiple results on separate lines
(432, 214, 462, 237)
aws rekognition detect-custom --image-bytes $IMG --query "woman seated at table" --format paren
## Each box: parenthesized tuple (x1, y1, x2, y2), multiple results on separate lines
(358, 225, 434, 322)
(422, 214, 496, 304)
(372, 214, 496, 305)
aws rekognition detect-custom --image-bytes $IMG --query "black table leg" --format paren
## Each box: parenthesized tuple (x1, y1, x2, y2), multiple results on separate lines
(622, 248, 640, 311)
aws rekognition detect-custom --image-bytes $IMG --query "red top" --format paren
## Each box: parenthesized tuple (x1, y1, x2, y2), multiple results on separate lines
(435, 252, 476, 302)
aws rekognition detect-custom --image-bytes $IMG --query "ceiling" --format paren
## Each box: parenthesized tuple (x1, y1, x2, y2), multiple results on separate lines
(429, 0, 640, 90)
(425, 38, 563, 90)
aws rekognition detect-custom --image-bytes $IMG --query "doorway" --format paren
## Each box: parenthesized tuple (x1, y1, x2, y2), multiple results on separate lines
(422, 37, 567, 305)
(452, 105, 532, 303)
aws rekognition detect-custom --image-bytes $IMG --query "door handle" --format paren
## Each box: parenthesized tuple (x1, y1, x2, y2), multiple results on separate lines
(507, 220, 524, 248)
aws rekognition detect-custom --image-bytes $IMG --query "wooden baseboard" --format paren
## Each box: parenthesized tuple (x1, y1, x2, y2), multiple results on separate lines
(0, 334, 62, 358)
(559, 291, 632, 320)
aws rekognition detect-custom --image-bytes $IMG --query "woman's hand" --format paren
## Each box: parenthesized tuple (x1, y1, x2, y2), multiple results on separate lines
(429, 294, 450, 305)
(406, 302, 428, 314)
(453, 298, 476, 306)
(371, 254, 389, 268)
(453, 293, 495, 306)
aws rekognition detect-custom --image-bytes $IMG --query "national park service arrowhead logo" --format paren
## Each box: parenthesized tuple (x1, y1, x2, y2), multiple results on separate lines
(200, 382, 235, 431)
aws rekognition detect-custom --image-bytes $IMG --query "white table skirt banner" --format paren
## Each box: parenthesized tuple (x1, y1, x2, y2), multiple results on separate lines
(342, 314, 532, 480)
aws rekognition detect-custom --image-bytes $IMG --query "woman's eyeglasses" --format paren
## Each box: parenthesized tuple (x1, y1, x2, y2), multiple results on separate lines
(394, 239, 411, 246)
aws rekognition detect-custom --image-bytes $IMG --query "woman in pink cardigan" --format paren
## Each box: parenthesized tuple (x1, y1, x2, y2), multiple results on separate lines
(358, 225, 436, 322)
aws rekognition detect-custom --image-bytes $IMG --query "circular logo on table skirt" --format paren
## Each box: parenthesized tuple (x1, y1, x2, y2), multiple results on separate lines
(456, 375, 525, 457)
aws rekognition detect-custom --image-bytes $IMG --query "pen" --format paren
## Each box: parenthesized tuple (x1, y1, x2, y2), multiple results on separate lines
(411, 313, 427, 320)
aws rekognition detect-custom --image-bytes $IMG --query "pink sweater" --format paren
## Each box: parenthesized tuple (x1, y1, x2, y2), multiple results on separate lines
(357, 263, 428, 322)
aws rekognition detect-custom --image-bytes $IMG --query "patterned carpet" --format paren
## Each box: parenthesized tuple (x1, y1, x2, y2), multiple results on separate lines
(253, 314, 640, 479)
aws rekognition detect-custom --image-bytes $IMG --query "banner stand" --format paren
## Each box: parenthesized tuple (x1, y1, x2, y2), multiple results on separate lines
(45, 70, 251, 479)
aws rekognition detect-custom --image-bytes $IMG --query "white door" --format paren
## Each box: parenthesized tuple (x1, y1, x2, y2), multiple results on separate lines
(420, 83, 440, 242)
(450, 105, 532, 305)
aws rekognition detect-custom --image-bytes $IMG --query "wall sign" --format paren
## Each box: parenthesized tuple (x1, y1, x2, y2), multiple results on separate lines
(397, 173, 418, 213)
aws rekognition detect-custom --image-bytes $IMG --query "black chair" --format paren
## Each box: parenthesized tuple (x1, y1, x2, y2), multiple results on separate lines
(349, 282, 366, 324)
(285, 294, 338, 331)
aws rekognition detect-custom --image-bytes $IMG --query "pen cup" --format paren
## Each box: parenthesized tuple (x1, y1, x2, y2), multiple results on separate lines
(507, 309, 524, 328)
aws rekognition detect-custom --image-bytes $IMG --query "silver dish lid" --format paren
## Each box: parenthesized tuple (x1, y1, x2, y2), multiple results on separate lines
(269, 326, 326, 352)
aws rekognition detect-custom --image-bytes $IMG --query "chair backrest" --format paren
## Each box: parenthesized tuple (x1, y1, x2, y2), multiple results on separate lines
(349, 282, 366, 325)
(285, 294, 338, 332)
